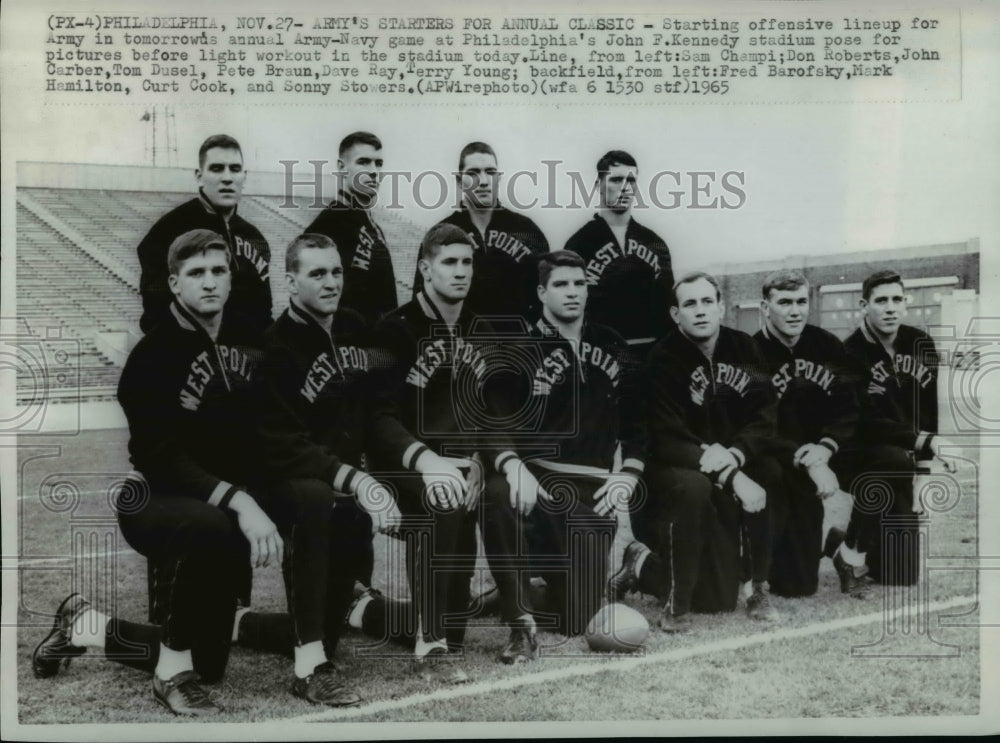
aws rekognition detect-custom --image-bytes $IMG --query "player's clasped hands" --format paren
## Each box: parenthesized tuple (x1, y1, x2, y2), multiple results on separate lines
(793, 442, 832, 469)
(929, 436, 959, 473)
(418, 452, 469, 511)
(231, 491, 284, 568)
(699, 442, 739, 474)
(593, 472, 638, 517)
(805, 462, 840, 499)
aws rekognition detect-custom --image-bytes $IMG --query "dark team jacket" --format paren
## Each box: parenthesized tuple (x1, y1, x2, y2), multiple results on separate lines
(563, 214, 673, 345)
(137, 192, 272, 340)
(754, 323, 859, 463)
(487, 317, 645, 475)
(254, 300, 375, 491)
(370, 291, 503, 470)
(844, 320, 939, 451)
(305, 192, 398, 327)
(118, 301, 263, 503)
(646, 326, 777, 471)
(410, 205, 550, 325)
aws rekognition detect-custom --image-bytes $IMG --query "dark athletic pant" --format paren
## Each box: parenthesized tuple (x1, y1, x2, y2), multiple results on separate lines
(382, 472, 478, 651)
(767, 463, 827, 598)
(257, 479, 373, 657)
(844, 445, 921, 586)
(481, 467, 617, 636)
(631, 457, 780, 615)
(114, 491, 251, 682)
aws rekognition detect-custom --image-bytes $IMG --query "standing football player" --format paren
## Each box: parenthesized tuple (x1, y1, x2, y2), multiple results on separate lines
(411, 141, 550, 329)
(138, 135, 272, 341)
(34, 230, 281, 715)
(306, 131, 398, 327)
(615, 272, 781, 631)
(369, 223, 492, 684)
(844, 270, 957, 586)
(481, 250, 645, 662)
(563, 150, 674, 355)
(754, 269, 869, 599)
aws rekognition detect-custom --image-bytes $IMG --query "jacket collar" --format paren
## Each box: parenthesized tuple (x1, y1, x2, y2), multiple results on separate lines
(169, 301, 221, 342)
(197, 189, 237, 220)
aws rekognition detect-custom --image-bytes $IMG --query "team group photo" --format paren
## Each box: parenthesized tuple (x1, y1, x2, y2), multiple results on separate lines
(4, 3, 994, 728)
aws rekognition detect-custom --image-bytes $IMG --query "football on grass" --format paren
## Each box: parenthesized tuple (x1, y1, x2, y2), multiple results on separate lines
(585, 603, 650, 652)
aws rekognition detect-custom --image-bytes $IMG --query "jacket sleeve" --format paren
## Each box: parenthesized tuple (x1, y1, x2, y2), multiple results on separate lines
(818, 338, 860, 454)
(369, 317, 424, 470)
(118, 343, 232, 504)
(651, 241, 675, 340)
(137, 218, 174, 334)
(646, 345, 707, 470)
(254, 343, 362, 491)
(615, 338, 646, 473)
(727, 342, 779, 464)
(477, 335, 531, 473)
(375, 246, 399, 322)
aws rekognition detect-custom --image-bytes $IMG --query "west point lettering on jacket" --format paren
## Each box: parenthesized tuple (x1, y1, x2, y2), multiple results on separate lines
(485, 228, 533, 262)
(232, 235, 270, 279)
(585, 239, 662, 284)
(869, 353, 935, 389)
(178, 344, 253, 411)
(352, 225, 378, 271)
(689, 362, 752, 406)
(405, 337, 486, 389)
(300, 346, 370, 403)
(771, 359, 837, 398)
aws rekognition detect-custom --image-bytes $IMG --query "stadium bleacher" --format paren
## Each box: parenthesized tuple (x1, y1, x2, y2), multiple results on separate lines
(15, 187, 427, 403)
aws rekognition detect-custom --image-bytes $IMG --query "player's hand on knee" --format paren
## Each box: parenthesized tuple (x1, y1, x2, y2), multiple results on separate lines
(929, 436, 959, 473)
(230, 492, 283, 568)
(416, 452, 466, 510)
(463, 453, 485, 512)
(593, 473, 638, 518)
(794, 443, 832, 469)
(699, 443, 738, 475)
(502, 459, 548, 516)
(806, 462, 839, 499)
(731, 471, 766, 513)
(355, 474, 402, 536)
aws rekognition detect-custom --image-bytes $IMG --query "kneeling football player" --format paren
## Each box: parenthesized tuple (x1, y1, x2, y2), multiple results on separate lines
(754, 270, 869, 599)
(615, 272, 782, 631)
(33, 230, 281, 715)
(481, 250, 646, 662)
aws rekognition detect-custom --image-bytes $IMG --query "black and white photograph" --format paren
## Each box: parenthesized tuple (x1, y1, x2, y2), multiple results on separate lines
(1, 0, 997, 738)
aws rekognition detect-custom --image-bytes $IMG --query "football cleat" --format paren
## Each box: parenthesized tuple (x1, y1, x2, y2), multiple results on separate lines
(498, 615, 539, 664)
(657, 609, 692, 634)
(152, 670, 220, 715)
(413, 646, 471, 685)
(292, 662, 362, 707)
(833, 552, 872, 599)
(607, 540, 651, 602)
(746, 586, 780, 622)
(32, 593, 90, 679)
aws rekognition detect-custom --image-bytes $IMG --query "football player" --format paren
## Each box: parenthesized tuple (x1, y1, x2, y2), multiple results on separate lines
(411, 141, 550, 329)
(306, 131, 398, 326)
(844, 270, 957, 585)
(481, 250, 645, 661)
(616, 272, 781, 631)
(137, 135, 272, 341)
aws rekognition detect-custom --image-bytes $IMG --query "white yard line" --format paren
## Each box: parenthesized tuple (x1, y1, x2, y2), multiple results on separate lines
(3, 549, 138, 567)
(282, 594, 977, 724)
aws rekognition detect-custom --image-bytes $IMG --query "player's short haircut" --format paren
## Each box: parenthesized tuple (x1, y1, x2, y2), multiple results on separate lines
(285, 233, 338, 274)
(762, 269, 809, 299)
(167, 229, 230, 275)
(596, 150, 638, 180)
(420, 223, 474, 261)
(862, 269, 904, 300)
(339, 131, 382, 157)
(198, 134, 242, 168)
(538, 250, 586, 288)
(672, 271, 722, 307)
(458, 141, 497, 172)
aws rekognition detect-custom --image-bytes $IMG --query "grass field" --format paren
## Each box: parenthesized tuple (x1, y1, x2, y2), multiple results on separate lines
(11, 427, 985, 729)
